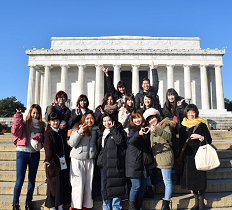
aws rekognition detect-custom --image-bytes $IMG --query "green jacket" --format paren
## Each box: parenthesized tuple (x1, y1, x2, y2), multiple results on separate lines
(150, 118, 176, 169)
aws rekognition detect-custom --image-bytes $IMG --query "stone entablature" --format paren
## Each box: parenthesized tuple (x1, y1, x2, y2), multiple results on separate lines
(50, 36, 201, 50)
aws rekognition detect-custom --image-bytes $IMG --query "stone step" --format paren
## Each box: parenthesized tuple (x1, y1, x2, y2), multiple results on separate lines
(157, 168, 232, 181)
(0, 161, 45, 171)
(0, 152, 45, 161)
(217, 150, 232, 159)
(0, 171, 46, 182)
(155, 179, 232, 194)
(2, 179, 232, 197)
(1, 192, 232, 209)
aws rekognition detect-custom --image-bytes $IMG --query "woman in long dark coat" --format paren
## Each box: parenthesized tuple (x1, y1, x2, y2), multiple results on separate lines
(180, 104, 212, 210)
(44, 112, 71, 210)
(96, 113, 127, 210)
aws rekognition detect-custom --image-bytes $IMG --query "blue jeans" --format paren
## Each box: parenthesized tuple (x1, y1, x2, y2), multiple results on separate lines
(161, 168, 173, 200)
(13, 151, 40, 204)
(129, 177, 147, 201)
(100, 169, 122, 210)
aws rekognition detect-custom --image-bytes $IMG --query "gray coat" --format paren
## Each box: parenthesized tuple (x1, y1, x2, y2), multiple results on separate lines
(68, 125, 98, 160)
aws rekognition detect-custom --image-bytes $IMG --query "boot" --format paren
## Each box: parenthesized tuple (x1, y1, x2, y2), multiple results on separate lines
(25, 202, 33, 210)
(137, 199, 143, 210)
(128, 201, 137, 210)
(143, 186, 154, 198)
(161, 200, 170, 210)
(199, 195, 205, 210)
(12, 204, 21, 210)
(190, 193, 199, 210)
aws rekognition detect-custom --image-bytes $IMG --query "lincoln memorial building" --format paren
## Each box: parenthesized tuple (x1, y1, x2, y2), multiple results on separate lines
(26, 36, 228, 118)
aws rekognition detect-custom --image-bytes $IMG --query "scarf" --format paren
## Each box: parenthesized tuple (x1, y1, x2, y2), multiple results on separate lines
(104, 104, 118, 114)
(55, 103, 67, 115)
(182, 117, 210, 130)
(32, 118, 40, 130)
(102, 128, 110, 148)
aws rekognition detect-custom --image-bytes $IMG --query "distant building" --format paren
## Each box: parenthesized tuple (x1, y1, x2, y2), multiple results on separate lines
(26, 36, 228, 117)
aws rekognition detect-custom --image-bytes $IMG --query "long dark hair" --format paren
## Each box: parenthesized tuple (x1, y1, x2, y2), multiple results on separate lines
(124, 93, 135, 112)
(143, 94, 155, 109)
(165, 88, 179, 114)
(116, 81, 127, 99)
(101, 93, 116, 109)
(76, 94, 89, 108)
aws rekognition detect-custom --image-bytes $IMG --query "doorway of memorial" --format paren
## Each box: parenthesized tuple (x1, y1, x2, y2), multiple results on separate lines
(104, 70, 148, 96)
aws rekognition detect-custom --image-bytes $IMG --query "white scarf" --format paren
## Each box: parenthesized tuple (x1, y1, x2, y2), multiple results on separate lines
(102, 129, 110, 148)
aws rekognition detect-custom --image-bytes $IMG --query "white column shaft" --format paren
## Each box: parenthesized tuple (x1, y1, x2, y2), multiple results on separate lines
(184, 65, 191, 100)
(132, 65, 140, 94)
(40, 74, 44, 107)
(34, 70, 40, 105)
(95, 65, 104, 107)
(215, 65, 225, 109)
(27, 66, 36, 109)
(42, 66, 51, 113)
(200, 65, 210, 109)
(61, 65, 68, 92)
(167, 65, 174, 89)
(113, 65, 121, 89)
(78, 65, 85, 95)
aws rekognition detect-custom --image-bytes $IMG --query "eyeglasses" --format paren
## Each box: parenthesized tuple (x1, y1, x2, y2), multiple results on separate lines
(57, 97, 66, 100)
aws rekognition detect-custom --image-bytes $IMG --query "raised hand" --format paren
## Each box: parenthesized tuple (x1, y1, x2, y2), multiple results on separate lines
(98, 107, 104, 114)
(140, 103, 145, 110)
(51, 99, 55, 106)
(177, 99, 185, 106)
(101, 66, 109, 77)
(79, 124, 87, 134)
(16, 109, 21, 113)
(151, 61, 157, 69)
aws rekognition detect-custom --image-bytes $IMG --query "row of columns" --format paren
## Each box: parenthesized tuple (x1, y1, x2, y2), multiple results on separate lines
(27, 64, 225, 112)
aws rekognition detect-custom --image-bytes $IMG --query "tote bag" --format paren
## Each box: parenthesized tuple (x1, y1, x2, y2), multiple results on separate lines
(195, 143, 220, 171)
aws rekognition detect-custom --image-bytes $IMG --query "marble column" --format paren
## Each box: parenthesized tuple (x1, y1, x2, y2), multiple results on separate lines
(27, 65, 36, 109)
(40, 74, 44, 107)
(200, 65, 210, 109)
(215, 65, 225, 109)
(184, 65, 191, 101)
(61, 65, 69, 92)
(42, 65, 52, 114)
(132, 65, 140, 94)
(113, 65, 121, 89)
(34, 70, 41, 105)
(167, 65, 174, 89)
(78, 65, 86, 96)
(95, 65, 104, 108)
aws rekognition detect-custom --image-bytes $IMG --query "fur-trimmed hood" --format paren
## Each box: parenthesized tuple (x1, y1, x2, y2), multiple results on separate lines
(157, 117, 177, 130)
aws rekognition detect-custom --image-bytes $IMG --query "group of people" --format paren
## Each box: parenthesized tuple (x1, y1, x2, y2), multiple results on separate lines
(11, 61, 212, 210)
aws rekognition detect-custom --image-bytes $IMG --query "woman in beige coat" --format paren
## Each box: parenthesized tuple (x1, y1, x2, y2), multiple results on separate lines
(143, 108, 176, 210)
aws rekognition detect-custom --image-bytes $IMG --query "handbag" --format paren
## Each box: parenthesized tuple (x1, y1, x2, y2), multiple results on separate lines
(177, 124, 199, 164)
(195, 142, 220, 171)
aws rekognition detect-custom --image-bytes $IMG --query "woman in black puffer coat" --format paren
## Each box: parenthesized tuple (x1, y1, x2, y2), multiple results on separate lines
(126, 110, 153, 210)
(96, 113, 127, 210)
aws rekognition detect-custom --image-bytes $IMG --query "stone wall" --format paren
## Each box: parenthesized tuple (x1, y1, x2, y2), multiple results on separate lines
(0, 118, 13, 127)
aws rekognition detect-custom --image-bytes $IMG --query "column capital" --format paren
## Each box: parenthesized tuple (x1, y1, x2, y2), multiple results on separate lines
(166, 65, 174, 68)
(214, 64, 223, 68)
(131, 64, 140, 68)
(95, 64, 102, 68)
(183, 65, 191, 68)
(78, 65, 86, 69)
(149, 64, 158, 69)
(113, 64, 121, 68)
(43, 65, 53, 69)
(60, 64, 70, 68)
(199, 64, 208, 68)
(28, 65, 36, 68)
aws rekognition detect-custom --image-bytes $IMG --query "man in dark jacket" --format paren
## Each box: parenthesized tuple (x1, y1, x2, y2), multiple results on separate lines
(135, 61, 159, 110)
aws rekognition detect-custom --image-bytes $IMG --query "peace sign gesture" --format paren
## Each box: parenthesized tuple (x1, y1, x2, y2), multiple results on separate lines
(101, 66, 109, 77)
(79, 124, 88, 134)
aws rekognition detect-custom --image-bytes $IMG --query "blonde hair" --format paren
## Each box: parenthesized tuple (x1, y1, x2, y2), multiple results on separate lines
(25, 104, 44, 132)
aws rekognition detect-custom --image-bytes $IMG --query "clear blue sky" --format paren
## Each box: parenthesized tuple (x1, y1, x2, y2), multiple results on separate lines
(0, 0, 231, 106)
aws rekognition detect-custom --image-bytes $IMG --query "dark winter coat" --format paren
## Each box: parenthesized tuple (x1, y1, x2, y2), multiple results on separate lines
(68, 108, 90, 128)
(95, 105, 118, 125)
(97, 122, 128, 200)
(105, 75, 124, 100)
(162, 96, 187, 129)
(135, 68, 159, 110)
(179, 122, 212, 191)
(43, 127, 71, 196)
(126, 126, 152, 178)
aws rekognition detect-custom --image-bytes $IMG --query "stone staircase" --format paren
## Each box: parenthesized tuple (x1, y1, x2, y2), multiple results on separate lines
(0, 132, 232, 209)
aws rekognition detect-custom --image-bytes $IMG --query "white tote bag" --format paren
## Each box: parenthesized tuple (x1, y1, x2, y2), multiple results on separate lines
(195, 143, 220, 171)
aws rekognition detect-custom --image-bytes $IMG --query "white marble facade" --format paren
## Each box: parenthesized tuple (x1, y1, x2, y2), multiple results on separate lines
(26, 36, 227, 117)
